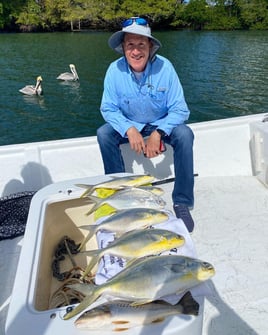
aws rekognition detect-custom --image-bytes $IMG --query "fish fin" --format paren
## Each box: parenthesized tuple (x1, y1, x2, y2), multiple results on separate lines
(80, 188, 94, 198)
(114, 327, 130, 332)
(177, 291, 199, 316)
(75, 183, 92, 189)
(79, 224, 98, 232)
(63, 289, 100, 320)
(78, 226, 97, 251)
(94, 204, 117, 220)
(112, 320, 130, 325)
(95, 188, 118, 198)
(81, 252, 101, 279)
(85, 195, 103, 215)
(67, 282, 96, 296)
(152, 317, 165, 323)
(130, 299, 153, 306)
(75, 184, 95, 197)
(125, 256, 150, 269)
(125, 258, 138, 268)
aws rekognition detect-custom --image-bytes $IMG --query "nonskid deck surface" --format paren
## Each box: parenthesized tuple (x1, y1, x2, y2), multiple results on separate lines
(1, 175, 267, 335)
(155, 175, 268, 335)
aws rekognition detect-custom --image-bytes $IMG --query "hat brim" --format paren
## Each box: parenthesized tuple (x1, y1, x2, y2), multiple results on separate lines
(108, 30, 161, 58)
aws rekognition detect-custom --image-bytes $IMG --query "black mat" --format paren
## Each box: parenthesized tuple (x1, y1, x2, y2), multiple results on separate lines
(0, 191, 36, 241)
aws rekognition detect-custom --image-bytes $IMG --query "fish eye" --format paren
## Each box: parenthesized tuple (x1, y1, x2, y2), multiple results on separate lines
(202, 262, 214, 270)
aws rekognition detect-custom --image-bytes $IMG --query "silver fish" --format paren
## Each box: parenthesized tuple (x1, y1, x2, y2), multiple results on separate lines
(85, 187, 166, 216)
(75, 291, 199, 331)
(81, 229, 185, 277)
(76, 174, 155, 197)
(137, 185, 164, 196)
(64, 255, 215, 320)
(78, 208, 169, 250)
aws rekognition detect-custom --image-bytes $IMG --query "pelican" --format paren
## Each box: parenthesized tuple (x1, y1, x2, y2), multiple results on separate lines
(57, 64, 79, 81)
(19, 76, 43, 96)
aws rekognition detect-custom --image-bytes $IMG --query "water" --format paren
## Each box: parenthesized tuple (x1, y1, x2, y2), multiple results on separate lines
(0, 30, 267, 146)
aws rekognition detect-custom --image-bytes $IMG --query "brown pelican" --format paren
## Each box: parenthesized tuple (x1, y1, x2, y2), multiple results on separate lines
(19, 76, 43, 96)
(57, 64, 79, 81)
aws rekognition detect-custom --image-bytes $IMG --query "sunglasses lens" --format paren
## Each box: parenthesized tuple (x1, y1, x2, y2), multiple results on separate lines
(136, 18, 148, 25)
(122, 17, 148, 28)
(122, 19, 133, 27)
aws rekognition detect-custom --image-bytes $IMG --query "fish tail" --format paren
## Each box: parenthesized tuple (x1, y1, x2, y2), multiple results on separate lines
(78, 226, 97, 251)
(81, 250, 101, 279)
(177, 291, 199, 316)
(85, 195, 103, 215)
(80, 187, 95, 198)
(63, 287, 101, 320)
(75, 184, 95, 197)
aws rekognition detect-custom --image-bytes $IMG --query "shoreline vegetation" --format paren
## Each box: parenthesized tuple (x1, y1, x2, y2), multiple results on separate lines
(0, 0, 268, 33)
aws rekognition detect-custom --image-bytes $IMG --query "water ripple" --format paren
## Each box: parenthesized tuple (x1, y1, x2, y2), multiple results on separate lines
(0, 31, 267, 145)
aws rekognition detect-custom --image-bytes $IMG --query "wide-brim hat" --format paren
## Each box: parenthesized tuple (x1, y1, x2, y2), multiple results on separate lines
(108, 21, 162, 59)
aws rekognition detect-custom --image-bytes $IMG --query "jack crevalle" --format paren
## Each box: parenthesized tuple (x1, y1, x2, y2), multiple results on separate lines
(64, 255, 215, 320)
(74, 291, 199, 331)
(76, 174, 155, 197)
(85, 187, 166, 216)
(81, 229, 185, 277)
(78, 208, 168, 250)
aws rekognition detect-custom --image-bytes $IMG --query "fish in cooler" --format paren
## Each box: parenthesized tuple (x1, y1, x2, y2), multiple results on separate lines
(64, 255, 215, 320)
(76, 174, 155, 197)
(85, 187, 166, 216)
(78, 207, 169, 250)
(74, 291, 199, 331)
(80, 228, 185, 277)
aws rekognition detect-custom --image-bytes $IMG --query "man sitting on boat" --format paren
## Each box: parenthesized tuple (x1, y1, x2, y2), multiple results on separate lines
(97, 16, 195, 232)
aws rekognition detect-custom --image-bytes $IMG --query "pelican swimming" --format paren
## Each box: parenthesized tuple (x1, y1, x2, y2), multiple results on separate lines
(57, 64, 79, 81)
(19, 76, 43, 96)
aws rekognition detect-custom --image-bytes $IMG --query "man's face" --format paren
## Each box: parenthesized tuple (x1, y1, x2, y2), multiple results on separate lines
(123, 33, 152, 72)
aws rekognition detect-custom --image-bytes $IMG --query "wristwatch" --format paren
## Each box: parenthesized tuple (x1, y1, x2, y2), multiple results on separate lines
(156, 129, 166, 138)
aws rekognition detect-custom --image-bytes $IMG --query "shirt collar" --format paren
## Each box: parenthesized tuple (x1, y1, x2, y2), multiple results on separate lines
(124, 57, 152, 83)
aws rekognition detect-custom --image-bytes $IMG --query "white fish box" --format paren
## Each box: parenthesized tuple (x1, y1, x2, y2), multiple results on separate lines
(5, 175, 204, 335)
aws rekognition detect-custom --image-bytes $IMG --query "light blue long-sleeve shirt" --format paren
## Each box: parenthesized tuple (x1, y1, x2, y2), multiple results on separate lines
(100, 54, 190, 137)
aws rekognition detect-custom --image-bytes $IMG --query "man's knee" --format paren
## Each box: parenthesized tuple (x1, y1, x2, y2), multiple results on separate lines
(97, 123, 112, 141)
(172, 124, 194, 143)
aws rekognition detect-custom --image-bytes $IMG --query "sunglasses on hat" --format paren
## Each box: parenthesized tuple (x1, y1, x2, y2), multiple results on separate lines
(122, 17, 148, 28)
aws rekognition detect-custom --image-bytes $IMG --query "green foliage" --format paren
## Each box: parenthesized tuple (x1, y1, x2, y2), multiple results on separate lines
(183, 0, 210, 29)
(238, 0, 268, 29)
(0, 0, 268, 31)
(15, 0, 42, 30)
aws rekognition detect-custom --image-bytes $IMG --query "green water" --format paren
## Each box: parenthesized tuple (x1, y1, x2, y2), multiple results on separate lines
(0, 30, 267, 146)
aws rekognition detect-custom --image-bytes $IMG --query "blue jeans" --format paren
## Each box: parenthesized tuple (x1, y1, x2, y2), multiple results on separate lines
(97, 123, 194, 207)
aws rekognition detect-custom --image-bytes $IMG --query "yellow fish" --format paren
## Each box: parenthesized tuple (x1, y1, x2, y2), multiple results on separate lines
(64, 255, 215, 320)
(78, 208, 168, 251)
(76, 174, 155, 197)
(81, 228, 185, 277)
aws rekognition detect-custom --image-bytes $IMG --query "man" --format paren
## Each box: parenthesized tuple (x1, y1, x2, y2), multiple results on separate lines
(97, 17, 195, 232)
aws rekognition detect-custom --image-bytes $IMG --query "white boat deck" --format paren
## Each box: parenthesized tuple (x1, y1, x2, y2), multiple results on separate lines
(163, 175, 268, 335)
(1, 174, 267, 335)
(1, 113, 268, 334)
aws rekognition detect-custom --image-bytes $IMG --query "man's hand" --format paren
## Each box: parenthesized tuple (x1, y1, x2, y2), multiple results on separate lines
(126, 127, 146, 154)
(144, 130, 161, 158)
